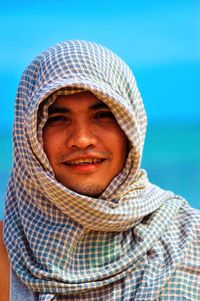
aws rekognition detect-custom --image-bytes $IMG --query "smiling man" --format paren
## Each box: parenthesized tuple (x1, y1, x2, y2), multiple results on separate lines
(43, 91, 128, 197)
(1, 40, 200, 300)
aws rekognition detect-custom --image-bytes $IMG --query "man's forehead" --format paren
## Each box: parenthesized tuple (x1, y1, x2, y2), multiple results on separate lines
(48, 91, 110, 113)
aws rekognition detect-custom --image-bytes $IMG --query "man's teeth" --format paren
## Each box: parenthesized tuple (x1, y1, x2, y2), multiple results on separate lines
(67, 158, 102, 165)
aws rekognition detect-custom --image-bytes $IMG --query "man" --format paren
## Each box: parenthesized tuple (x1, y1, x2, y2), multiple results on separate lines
(1, 40, 200, 300)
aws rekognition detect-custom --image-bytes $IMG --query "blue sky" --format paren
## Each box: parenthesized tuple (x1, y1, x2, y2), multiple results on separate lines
(0, 1, 200, 213)
(0, 0, 200, 130)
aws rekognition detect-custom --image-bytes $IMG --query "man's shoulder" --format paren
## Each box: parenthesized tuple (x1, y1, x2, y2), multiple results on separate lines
(174, 203, 200, 263)
(165, 202, 200, 256)
(0, 220, 10, 300)
(178, 202, 200, 226)
(0, 220, 9, 265)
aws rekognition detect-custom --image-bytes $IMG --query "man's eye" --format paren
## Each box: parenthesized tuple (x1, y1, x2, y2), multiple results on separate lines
(46, 115, 69, 125)
(95, 111, 115, 120)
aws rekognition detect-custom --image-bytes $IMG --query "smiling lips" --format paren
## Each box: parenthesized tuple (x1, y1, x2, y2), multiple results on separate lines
(65, 158, 105, 166)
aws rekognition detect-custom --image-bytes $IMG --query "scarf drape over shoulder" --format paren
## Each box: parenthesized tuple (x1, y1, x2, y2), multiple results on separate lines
(4, 40, 200, 300)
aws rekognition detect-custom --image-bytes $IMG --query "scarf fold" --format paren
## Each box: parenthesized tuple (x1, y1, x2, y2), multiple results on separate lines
(4, 40, 198, 300)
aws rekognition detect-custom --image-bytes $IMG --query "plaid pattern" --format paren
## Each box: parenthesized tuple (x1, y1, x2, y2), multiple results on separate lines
(3, 40, 200, 300)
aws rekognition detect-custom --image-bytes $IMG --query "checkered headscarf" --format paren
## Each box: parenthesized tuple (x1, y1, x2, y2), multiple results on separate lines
(4, 40, 200, 300)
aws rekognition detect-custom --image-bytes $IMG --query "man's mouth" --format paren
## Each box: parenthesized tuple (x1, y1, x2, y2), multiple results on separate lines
(65, 158, 105, 166)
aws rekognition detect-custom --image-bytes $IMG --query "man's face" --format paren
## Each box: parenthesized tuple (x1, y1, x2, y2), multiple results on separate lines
(42, 91, 128, 197)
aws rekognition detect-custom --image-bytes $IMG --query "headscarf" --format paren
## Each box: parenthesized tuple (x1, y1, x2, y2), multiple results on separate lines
(4, 40, 200, 300)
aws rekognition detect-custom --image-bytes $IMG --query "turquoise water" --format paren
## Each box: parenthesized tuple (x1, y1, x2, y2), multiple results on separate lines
(0, 122, 199, 219)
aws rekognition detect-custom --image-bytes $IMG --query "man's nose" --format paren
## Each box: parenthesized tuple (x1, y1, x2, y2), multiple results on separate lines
(66, 122, 97, 149)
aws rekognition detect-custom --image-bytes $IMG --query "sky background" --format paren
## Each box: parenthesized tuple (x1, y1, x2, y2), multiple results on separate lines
(0, 0, 200, 213)
(1, 0, 200, 129)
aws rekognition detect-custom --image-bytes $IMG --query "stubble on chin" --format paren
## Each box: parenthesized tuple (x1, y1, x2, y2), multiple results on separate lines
(61, 181, 105, 198)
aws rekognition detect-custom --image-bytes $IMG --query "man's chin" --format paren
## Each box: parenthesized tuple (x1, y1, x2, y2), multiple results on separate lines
(60, 181, 105, 198)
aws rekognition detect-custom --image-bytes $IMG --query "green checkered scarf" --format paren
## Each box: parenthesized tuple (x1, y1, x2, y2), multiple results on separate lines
(4, 40, 200, 300)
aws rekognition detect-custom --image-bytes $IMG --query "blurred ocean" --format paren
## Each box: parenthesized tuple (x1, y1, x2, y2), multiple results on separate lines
(0, 122, 199, 219)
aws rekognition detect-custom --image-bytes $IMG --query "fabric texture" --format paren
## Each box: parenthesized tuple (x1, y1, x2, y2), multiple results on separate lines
(4, 40, 200, 300)
(10, 268, 37, 301)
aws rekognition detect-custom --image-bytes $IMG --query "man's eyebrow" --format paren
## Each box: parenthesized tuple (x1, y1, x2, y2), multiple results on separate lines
(89, 101, 110, 110)
(48, 101, 110, 114)
(48, 106, 69, 115)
